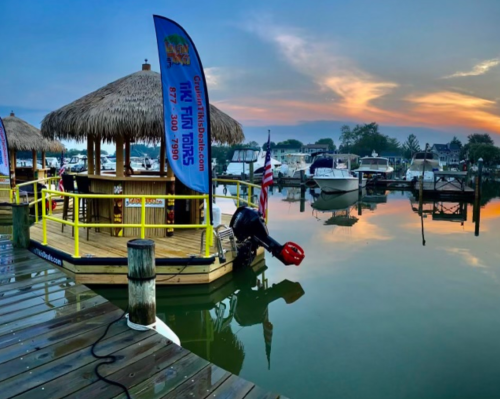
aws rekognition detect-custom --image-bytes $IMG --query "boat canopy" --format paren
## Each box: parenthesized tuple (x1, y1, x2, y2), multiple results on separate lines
(231, 148, 260, 163)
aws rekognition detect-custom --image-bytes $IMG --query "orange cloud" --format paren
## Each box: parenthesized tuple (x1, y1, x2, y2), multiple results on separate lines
(407, 91, 500, 133)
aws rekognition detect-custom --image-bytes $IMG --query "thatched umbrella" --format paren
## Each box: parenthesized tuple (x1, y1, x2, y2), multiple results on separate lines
(41, 62, 244, 177)
(3, 112, 65, 185)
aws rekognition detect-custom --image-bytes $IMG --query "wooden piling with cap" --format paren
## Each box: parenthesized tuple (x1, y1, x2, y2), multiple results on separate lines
(127, 239, 156, 327)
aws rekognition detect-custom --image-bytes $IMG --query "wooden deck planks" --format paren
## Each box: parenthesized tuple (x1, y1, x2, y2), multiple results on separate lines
(0, 239, 279, 399)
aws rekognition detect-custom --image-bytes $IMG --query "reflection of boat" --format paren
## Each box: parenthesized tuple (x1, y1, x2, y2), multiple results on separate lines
(314, 169, 364, 193)
(405, 151, 442, 182)
(352, 151, 394, 178)
(311, 190, 362, 226)
(311, 190, 362, 212)
(94, 265, 304, 374)
(361, 189, 388, 204)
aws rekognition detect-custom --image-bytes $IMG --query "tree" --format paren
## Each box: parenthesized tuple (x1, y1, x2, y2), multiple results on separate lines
(246, 140, 259, 148)
(315, 138, 336, 151)
(461, 133, 495, 160)
(262, 141, 276, 150)
(467, 143, 500, 166)
(276, 139, 303, 148)
(450, 136, 463, 149)
(402, 134, 421, 159)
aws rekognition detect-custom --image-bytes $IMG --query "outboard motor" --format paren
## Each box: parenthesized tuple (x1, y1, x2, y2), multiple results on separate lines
(230, 207, 305, 267)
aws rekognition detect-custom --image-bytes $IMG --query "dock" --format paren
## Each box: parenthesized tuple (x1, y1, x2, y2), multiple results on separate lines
(0, 238, 284, 398)
(416, 171, 474, 199)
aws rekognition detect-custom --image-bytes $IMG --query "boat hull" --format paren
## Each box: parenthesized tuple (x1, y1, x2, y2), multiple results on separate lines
(314, 177, 363, 193)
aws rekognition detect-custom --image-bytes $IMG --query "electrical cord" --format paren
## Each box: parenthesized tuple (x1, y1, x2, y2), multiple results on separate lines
(91, 306, 132, 399)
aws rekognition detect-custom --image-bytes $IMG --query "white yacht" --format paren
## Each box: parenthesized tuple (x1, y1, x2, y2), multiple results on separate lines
(313, 168, 365, 193)
(225, 148, 281, 177)
(274, 153, 311, 178)
(352, 151, 394, 178)
(405, 152, 442, 182)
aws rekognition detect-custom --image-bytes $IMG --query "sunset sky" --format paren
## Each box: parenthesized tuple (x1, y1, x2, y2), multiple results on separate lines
(0, 0, 499, 149)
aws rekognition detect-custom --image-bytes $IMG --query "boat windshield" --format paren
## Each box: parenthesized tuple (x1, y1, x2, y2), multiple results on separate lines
(409, 160, 439, 171)
(414, 152, 437, 160)
(360, 158, 388, 166)
(231, 149, 259, 162)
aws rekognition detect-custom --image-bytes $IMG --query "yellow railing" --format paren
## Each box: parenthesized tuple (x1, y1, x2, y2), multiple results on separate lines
(41, 189, 213, 259)
(213, 178, 260, 208)
(14, 176, 61, 223)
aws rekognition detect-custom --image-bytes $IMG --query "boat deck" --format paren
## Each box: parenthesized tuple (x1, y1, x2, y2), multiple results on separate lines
(28, 213, 266, 285)
(0, 239, 283, 398)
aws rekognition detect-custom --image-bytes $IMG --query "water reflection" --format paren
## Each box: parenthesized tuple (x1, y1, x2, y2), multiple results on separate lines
(98, 266, 304, 375)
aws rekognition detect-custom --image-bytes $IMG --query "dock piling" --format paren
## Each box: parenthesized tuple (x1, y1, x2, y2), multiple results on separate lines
(358, 172, 363, 193)
(12, 203, 30, 249)
(474, 158, 483, 236)
(127, 239, 156, 328)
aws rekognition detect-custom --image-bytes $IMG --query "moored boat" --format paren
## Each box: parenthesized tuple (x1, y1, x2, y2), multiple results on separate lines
(352, 151, 394, 178)
(313, 168, 365, 193)
(405, 151, 442, 182)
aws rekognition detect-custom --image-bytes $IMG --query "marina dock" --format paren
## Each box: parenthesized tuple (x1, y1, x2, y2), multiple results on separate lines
(0, 238, 283, 399)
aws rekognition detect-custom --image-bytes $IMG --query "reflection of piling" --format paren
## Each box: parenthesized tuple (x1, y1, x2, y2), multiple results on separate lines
(474, 158, 483, 236)
(12, 203, 30, 249)
(357, 191, 362, 216)
(300, 185, 306, 213)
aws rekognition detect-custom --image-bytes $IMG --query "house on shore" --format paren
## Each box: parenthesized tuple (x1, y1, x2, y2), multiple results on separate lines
(431, 143, 461, 167)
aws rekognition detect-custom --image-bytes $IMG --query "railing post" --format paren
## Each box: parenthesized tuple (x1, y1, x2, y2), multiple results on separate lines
(205, 195, 212, 254)
(248, 185, 252, 207)
(127, 239, 156, 328)
(74, 196, 80, 258)
(140, 197, 146, 239)
(16, 187, 20, 204)
(236, 182, 240, 207)
(12, 203, 30, 249)
(42, 189, 47, 245)
(34, 182, 38, 223)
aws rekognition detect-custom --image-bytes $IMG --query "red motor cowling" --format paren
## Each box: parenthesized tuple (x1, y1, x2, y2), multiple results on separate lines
(278, 242, 305, 266)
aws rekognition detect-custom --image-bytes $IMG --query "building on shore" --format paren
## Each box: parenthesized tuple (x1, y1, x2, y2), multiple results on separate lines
(431, 143, 461, 167)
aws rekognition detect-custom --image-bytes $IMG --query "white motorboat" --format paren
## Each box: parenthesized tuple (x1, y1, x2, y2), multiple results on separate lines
(405, 152, 442, 182)
(274, 153, 311, 178)
(225, 148, 281, 177)
(352, 151, 394, 178)
(313, 168, 365, 193)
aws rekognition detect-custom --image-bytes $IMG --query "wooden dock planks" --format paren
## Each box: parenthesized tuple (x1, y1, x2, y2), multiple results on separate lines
(0, 239, 283, 399)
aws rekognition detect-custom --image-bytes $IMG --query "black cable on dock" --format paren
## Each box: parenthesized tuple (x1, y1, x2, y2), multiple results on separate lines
(91, 307, 132, 399)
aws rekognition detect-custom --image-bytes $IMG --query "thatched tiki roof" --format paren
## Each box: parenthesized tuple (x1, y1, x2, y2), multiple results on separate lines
(3, 112, 65, 152)
(41, 63, 245, 145)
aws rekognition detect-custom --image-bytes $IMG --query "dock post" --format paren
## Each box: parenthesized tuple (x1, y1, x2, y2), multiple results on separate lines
(127, 239, 156, 328)
(474, 158, 483, 236)
(300, 170, 306, 186)
(12, 203, 30, 249)
(358, 172, 363, 193)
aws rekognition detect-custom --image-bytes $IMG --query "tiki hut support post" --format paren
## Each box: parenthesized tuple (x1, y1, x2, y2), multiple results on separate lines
(159, 137, 166, 176)
(41, 151, 46, 171)
(116, 135, 124, 177)
(125, 138, 131, 171)
(32, 150, 37, 173)
(87, 136, 94, 175)
(95, 135, 101, 175)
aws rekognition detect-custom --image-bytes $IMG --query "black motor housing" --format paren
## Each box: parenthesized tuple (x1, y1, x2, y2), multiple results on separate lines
(230, 207, 304, 266)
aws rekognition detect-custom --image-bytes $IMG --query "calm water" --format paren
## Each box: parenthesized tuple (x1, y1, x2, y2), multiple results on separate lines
(97, 182, 500, 399)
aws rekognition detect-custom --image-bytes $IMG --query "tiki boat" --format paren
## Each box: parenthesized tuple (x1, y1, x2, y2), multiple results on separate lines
(28, 62, 304, 285)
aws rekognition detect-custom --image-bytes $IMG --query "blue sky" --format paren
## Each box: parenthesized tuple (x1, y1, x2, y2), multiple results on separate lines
(1, 0, 499, 150)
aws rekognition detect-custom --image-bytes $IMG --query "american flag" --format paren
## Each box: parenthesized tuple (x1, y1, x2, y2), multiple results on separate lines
(258, 131, 273, 216)
(58, 152, 65, 192)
